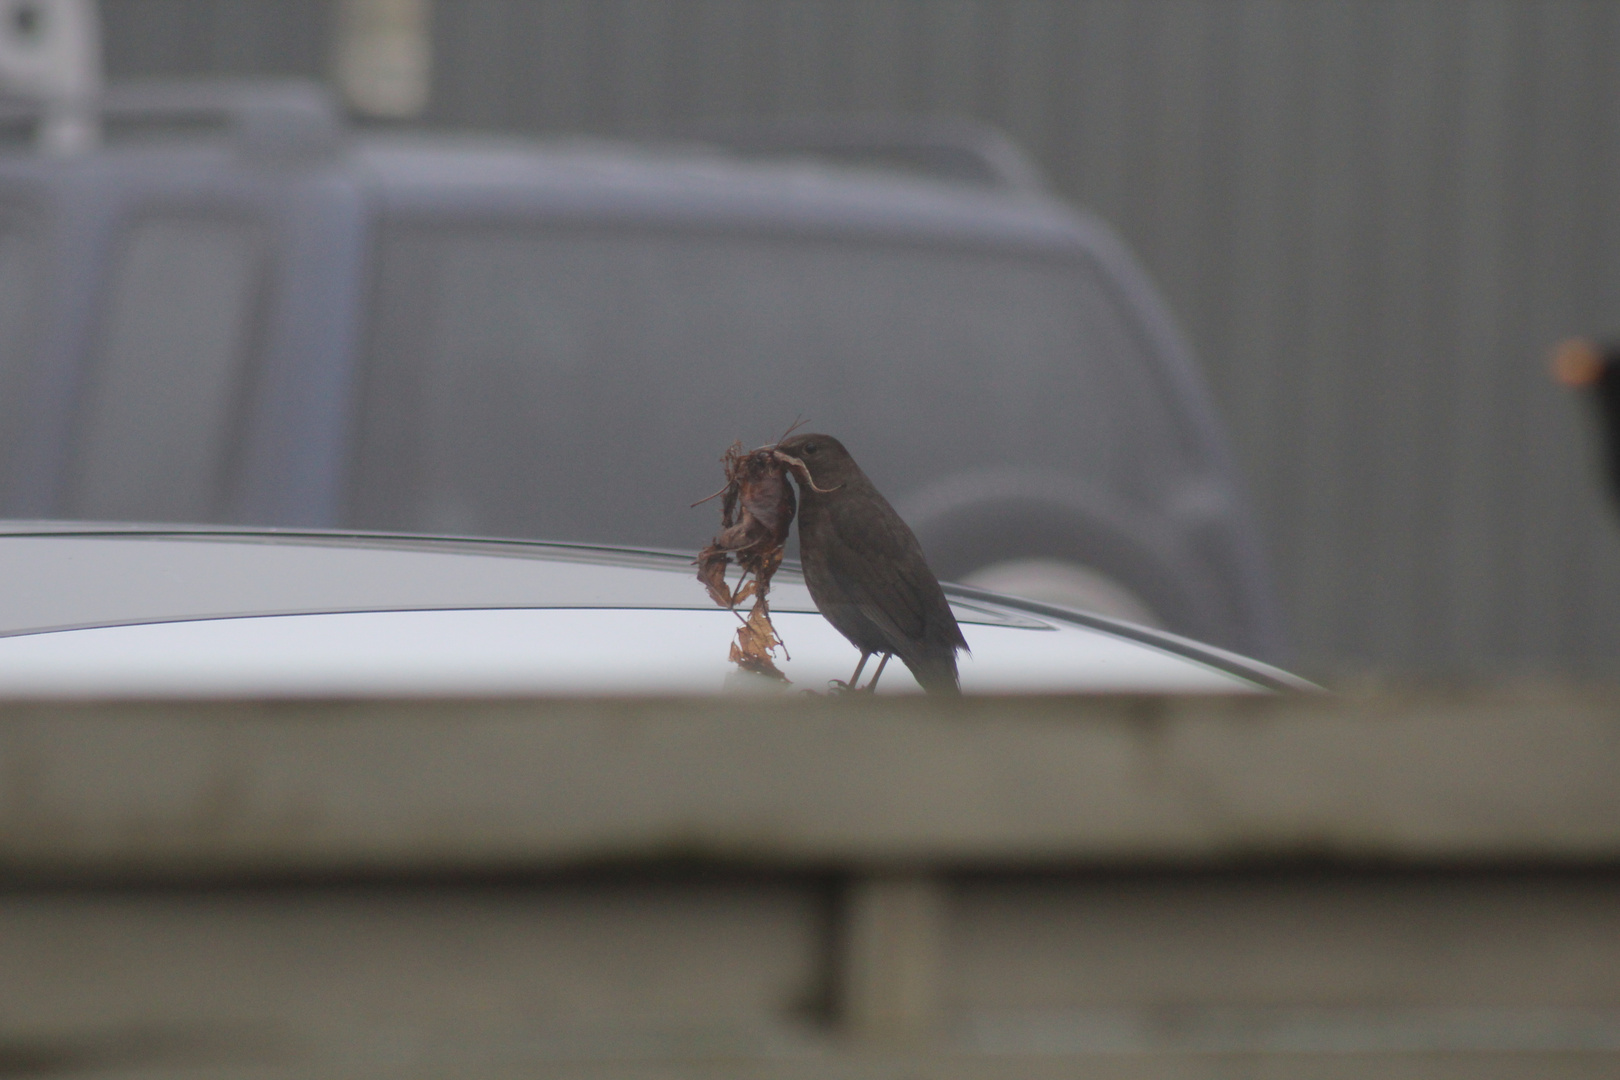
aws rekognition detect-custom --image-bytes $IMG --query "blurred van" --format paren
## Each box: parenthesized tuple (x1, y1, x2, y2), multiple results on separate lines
(0, 81, 1284, 661)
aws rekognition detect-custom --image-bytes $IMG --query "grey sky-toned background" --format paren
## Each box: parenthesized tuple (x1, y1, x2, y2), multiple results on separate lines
(102, 0, 1620, 678)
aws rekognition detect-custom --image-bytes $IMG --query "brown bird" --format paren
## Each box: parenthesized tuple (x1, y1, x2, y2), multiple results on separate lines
(774, 432, 968, 695)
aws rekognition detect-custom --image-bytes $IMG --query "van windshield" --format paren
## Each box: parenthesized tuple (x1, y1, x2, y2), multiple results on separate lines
(351, 225, 1187, 549)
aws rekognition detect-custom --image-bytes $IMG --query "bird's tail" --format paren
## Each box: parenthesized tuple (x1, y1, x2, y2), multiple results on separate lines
(903, 651, 961, 697)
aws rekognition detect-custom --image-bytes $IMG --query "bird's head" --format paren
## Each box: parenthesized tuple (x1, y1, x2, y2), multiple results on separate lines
(772, 432, 856, 494)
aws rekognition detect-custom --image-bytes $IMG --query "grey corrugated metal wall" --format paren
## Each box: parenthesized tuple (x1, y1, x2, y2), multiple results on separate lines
(100, 0, 1620, 678)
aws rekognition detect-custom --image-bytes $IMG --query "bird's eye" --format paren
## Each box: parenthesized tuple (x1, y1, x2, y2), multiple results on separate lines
(804, 443, 818, 455)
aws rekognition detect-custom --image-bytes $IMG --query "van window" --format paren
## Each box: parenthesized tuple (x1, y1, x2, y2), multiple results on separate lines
(69, 218, 261, 522)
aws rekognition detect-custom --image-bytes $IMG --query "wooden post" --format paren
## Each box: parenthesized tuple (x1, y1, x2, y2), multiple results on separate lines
(839, 871, 946, 1043)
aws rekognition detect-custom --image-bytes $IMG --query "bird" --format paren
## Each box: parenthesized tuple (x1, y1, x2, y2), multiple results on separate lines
(1552, 337, 1620, 513)
(772, 432, 968, 695)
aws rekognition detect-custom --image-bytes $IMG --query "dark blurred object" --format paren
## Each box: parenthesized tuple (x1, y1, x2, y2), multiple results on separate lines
(1553, 337, 1620, 512)
(780, 433, 967, 696)
(0, 78, 1285, 662)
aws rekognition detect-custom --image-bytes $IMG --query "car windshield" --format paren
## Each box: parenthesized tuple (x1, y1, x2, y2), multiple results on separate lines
(350, 226, 1193, 550)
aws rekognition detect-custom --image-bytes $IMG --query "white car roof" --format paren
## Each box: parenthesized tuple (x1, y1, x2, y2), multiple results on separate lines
(0, 525, 1307, 697)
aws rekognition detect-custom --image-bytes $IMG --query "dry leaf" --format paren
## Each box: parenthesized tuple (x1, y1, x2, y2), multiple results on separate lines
(693, 435, 800, 682)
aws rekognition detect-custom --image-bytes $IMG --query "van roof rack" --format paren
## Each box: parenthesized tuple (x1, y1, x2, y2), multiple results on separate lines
(670, 116, 1046, 194)
(100, 79, 343, 159)
(0, 78, 343, 159)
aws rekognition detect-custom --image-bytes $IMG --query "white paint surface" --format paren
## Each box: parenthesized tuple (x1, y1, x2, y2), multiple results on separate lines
(0, 608, 1258, 697)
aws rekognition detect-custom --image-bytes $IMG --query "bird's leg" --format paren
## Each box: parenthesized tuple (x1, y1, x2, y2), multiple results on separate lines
(831, 651, 871, 693)
(863, 653, 892, 693)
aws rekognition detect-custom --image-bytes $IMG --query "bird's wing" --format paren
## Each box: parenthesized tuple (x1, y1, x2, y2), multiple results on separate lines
(820, 499, 942, 647)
